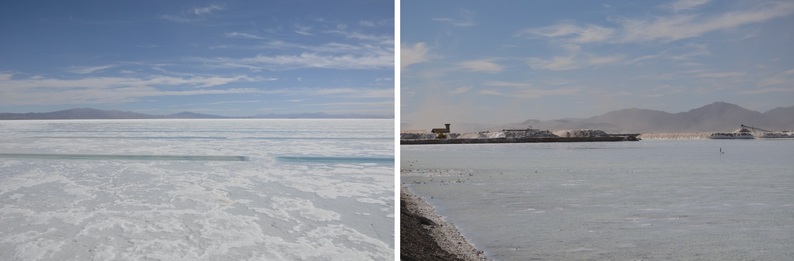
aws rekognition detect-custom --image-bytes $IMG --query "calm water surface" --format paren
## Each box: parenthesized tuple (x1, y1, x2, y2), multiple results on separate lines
(402, 140, 794, 260)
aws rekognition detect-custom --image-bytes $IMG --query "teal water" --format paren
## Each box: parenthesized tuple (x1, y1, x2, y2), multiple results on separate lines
(403, 140, 794, 260)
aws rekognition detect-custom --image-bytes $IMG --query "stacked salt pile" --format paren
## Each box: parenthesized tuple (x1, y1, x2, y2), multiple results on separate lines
(456, 129, 558, 139)
(552, 129, 609, 138)
(456, 131, 502, 139)
(502, 129, 557, 139)
(639, 132, 712, 140)
(400, 133, 438, 140)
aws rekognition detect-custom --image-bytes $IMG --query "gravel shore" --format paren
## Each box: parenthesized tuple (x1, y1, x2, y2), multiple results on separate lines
(400, 186, 490, 261)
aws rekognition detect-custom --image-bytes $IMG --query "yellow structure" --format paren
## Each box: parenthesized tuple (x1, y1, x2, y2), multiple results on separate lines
(431, 124, 450, 139)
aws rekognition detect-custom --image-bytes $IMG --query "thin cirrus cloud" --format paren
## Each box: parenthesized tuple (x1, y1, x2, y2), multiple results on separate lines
(432, 9, 476, 27)
(517, 1, 794, 44)
(210, 28, 393, 71)
(756, 69, 794, 87)
(696, 71, 746, 78)
(448, 86, 472, 95)
(2, 1, 393, 116)
(198, 52, 393, 71)
(0, 74, 390, 106)
(225, 32, 265, 40)
(65, 65, 118, 74)
(401, 0, 792, 124)
(667, 0, 712, 11)
(0, 73, 274, 106)
(484, 81, 580, 99)
(193, 4, 223, 15)
(0, 74, 267, 90)
(458, 59, 503, 73)
(515, 23, 615, 43)
(161, 4, 224, 23)
(528, 52, 625, 71)
(0, 81, 267, 106)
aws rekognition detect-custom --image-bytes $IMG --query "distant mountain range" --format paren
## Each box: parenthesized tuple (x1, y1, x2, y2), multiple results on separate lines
(497, 102, 794, 133)
(0, 108, 392, 120)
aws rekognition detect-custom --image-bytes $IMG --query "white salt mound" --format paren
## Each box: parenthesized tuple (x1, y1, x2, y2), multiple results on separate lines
(552, 129, 609, 138)
(457, 129, 557, 139)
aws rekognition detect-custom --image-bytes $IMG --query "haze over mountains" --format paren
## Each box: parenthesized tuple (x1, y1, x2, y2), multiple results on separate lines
(497, 102, 794, 133)
(0, 108, 392, 120)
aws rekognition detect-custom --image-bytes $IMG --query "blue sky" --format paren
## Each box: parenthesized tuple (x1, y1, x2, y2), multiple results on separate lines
(401, 0, 794, 127)
(0, 0, 394, 117)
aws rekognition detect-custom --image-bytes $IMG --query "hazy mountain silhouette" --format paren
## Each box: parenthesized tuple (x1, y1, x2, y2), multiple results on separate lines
(0, 108, 227, 120)
(0, 108, 391, 120)
(763, 105, 794, 128)
(251, 112, 392, 119)
(166, 111, 228, 119)
(0, 108, 155, 120)
(499, 102, 794, 133)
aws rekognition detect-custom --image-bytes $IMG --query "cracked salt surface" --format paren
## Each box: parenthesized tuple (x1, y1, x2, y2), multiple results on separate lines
(0, 119, 394, 260)
(403, 140, 794, 260)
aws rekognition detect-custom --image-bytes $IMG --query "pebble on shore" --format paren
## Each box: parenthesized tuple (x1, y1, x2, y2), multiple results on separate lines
(400, 186, 490, 261)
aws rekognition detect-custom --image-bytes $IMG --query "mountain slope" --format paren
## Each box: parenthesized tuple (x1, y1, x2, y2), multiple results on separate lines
(0, 108, 391, 120)
(501, 102, 794, 133)
(763, 106, 794, 128)
(0, 108, 155, 120)
(166, 111, 228, 119)
(674, 102, 768, 132)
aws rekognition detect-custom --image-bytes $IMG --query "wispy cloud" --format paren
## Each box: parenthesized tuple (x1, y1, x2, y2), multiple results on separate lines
(485, 81, 532, 88)
(65, 65, 117, 74)
(757, 68, 794, 87)
(696, 71, 746, 78)
(740, 87, 794, 94)
(160, 15, 193, 23)
(194, 4, 223, 15)
(518, 1, 794, 44)
(449, 86, 472, 94)
(401, 42, 431, 69)
(516, 23, 614, 43)
(161, 4, 224, 24)
(0, 73, 278, 106)
(666, 0, 712, 11)
(484, 81, 579, 99)
(308, 88, 393, 99)
(198, 52, 393, 71)
(358, 19, 392, 28)
(433, 9, 476, 27)
(528, 56, 578, 71)
(0, 72, 13, 81)
(306, 100, 394, 115)
(514, 87, 579, 99)
(225, 32, 265, 40)
(294, 25, 313, 36)
(479, 90, 502, 95)
(200, 26, 394, 71)
(1, 74, 267, 90)
(324, 30, 393, 44)
(459, 59, 503, 73)
(527, 44, 625, 71)
(359, 20, 376, 27)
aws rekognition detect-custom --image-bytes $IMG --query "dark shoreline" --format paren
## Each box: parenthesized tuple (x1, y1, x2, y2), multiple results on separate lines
(400, 185, 490, 261)
(401, 135, 639, 145)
